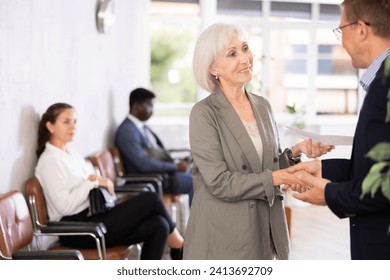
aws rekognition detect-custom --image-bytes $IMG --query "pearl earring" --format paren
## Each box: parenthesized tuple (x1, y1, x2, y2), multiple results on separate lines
(215, 75, 219, 80)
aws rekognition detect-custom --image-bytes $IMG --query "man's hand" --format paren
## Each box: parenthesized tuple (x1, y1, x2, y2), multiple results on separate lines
(287, 160, 322, 178)
(176, 159, 189, 172)
(283, 160, 322, 192)
(292, 172, 329, 206)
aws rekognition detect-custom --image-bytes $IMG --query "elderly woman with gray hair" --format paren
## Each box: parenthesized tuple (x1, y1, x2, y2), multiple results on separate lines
(183, 23, 334, 260)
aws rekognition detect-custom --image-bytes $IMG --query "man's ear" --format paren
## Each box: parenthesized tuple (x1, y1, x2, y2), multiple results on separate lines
(357, 20, 369, 42)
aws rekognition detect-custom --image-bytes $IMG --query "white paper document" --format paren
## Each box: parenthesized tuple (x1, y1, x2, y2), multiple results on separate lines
(285, 126, 353, 146)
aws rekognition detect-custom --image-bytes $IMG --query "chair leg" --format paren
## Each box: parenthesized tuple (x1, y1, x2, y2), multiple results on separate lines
(162, 194, 177, 222)
(125, 244, 142, 260)
(173, 195, 190, 235)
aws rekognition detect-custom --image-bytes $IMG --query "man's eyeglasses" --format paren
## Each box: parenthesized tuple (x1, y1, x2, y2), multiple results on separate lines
(332, 21, 371, 40)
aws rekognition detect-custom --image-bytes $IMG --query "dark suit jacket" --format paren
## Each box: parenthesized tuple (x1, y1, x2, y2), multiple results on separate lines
(115, 118, 177, 174)
(323, 60, 390, 260)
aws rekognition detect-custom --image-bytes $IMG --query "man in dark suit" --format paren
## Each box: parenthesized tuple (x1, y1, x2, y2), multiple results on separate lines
(287, 0, 390, 259)
(115, 87, 193, 205)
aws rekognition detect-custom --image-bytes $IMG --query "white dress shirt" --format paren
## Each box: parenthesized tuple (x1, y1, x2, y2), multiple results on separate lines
(35, 143, 97, 221)
(128, 114, 158, 147)
(360, 48, 390, 92)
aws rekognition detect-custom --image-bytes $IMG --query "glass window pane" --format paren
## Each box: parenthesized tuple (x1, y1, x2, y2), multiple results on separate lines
(217, 0, 262, 17)
(270, 1, 311, 21)
(246, 26, 263, 94)
(150, 1, 199, 16)
(150, 23, 197, 105)
(315, 28, 358, 115)
(319, 4, 341, 22)
(268, 29, 309, 113)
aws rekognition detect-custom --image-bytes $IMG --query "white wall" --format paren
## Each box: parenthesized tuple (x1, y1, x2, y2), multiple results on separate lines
(0, 0, 150, 194)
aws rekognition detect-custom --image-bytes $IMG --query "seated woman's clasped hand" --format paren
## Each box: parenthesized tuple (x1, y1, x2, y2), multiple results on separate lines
(87, 175, 115, 195)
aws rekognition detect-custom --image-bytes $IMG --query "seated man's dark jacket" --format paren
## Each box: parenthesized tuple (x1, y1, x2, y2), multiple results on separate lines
(115, 118, 177, 174)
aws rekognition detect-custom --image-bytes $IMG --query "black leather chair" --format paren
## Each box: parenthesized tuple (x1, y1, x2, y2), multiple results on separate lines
(0, 189, 83, 260)
(110, 146, 190, 234)
(87, 149, 163, 196)
(24, 177, 140, 260)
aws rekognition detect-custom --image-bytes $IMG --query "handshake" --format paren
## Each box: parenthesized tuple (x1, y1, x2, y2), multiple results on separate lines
(283, 160, 330, 206)
(274, 139, 335, 206)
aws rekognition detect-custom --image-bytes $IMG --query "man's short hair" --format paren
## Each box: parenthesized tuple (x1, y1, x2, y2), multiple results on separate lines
(129, 88, 156, 108)
(342, 0, 390, 38)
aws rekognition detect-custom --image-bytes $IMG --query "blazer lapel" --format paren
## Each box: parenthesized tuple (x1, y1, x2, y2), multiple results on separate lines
(211, 89, 263, 173)
(250, 95, 275, 173)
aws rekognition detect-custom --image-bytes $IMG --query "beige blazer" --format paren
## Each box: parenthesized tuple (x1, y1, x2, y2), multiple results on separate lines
(183, 89, 290, 260)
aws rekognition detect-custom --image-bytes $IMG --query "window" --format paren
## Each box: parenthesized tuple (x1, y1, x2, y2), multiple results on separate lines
(217, 0, 262, 17)
(315, 28, 358, 115)
(150, 23, 197, 104)
(150, 0, 199, 116)
(268, 30, 310, 113)
(270, 1, 311, 21)
(150, 0, 360, 118)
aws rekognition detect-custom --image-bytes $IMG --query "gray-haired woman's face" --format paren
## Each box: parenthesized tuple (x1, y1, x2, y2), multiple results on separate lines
(209, 33, 253, 89)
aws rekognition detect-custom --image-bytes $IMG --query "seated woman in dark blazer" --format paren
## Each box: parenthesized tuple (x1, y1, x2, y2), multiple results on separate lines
(34, 103, 183, 259)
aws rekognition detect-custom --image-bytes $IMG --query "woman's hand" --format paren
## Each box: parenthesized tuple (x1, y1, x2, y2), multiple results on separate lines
(98, 177, 115, 195)
(287, 160, 322, 178)
(272, 169, 307, 188)
(283, 160, 322, 192)
(293, 139, 335, 159)
(88, 174, 99, 182)
(88, 175, 115, 195)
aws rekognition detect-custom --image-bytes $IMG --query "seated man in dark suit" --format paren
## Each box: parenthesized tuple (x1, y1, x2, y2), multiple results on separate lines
(115, 87, 193, 205)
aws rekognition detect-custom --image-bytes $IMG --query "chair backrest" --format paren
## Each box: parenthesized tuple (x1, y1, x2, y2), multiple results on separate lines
(0, 190, 33, 259)
(25, 177, 50, 228)
(111, 146, 126, 177)
(88, 149, 118, 183)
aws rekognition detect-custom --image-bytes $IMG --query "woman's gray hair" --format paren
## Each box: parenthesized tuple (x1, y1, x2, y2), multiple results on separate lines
(192, 23, 248, 93)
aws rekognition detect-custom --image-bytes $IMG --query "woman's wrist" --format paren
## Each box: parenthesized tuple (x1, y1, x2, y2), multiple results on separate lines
(291, 145, 302, 157)
(284, 147, 302, 166)
(272, 169, 289, 186)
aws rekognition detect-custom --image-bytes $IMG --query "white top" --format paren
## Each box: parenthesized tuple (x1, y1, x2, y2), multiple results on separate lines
(242, 119, 263, 163)
(35, 143, 97, 221)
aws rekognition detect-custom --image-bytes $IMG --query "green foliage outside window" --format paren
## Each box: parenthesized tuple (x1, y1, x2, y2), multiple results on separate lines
(150, 26, 196, 105)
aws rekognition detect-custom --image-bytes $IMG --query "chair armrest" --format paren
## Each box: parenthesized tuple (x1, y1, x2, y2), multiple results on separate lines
(167, 148, 192, 154)
(40, 224, 104, 238)
(47, 221, 107, 234)
(40, 221, 107, 260)
(12, 250, 84, 260)
(167, 148, 192, 161)
(117, 175, 163, 195)
(115, 182, 155, 193)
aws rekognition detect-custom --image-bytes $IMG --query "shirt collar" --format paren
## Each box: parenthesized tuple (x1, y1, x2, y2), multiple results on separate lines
(360, 48, 390, 92)
(127, 113, 146, 132)
(45, 142, 72, 155)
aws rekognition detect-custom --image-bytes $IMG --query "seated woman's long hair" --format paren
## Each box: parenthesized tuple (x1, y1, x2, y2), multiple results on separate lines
(36, 103, 73, 158)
